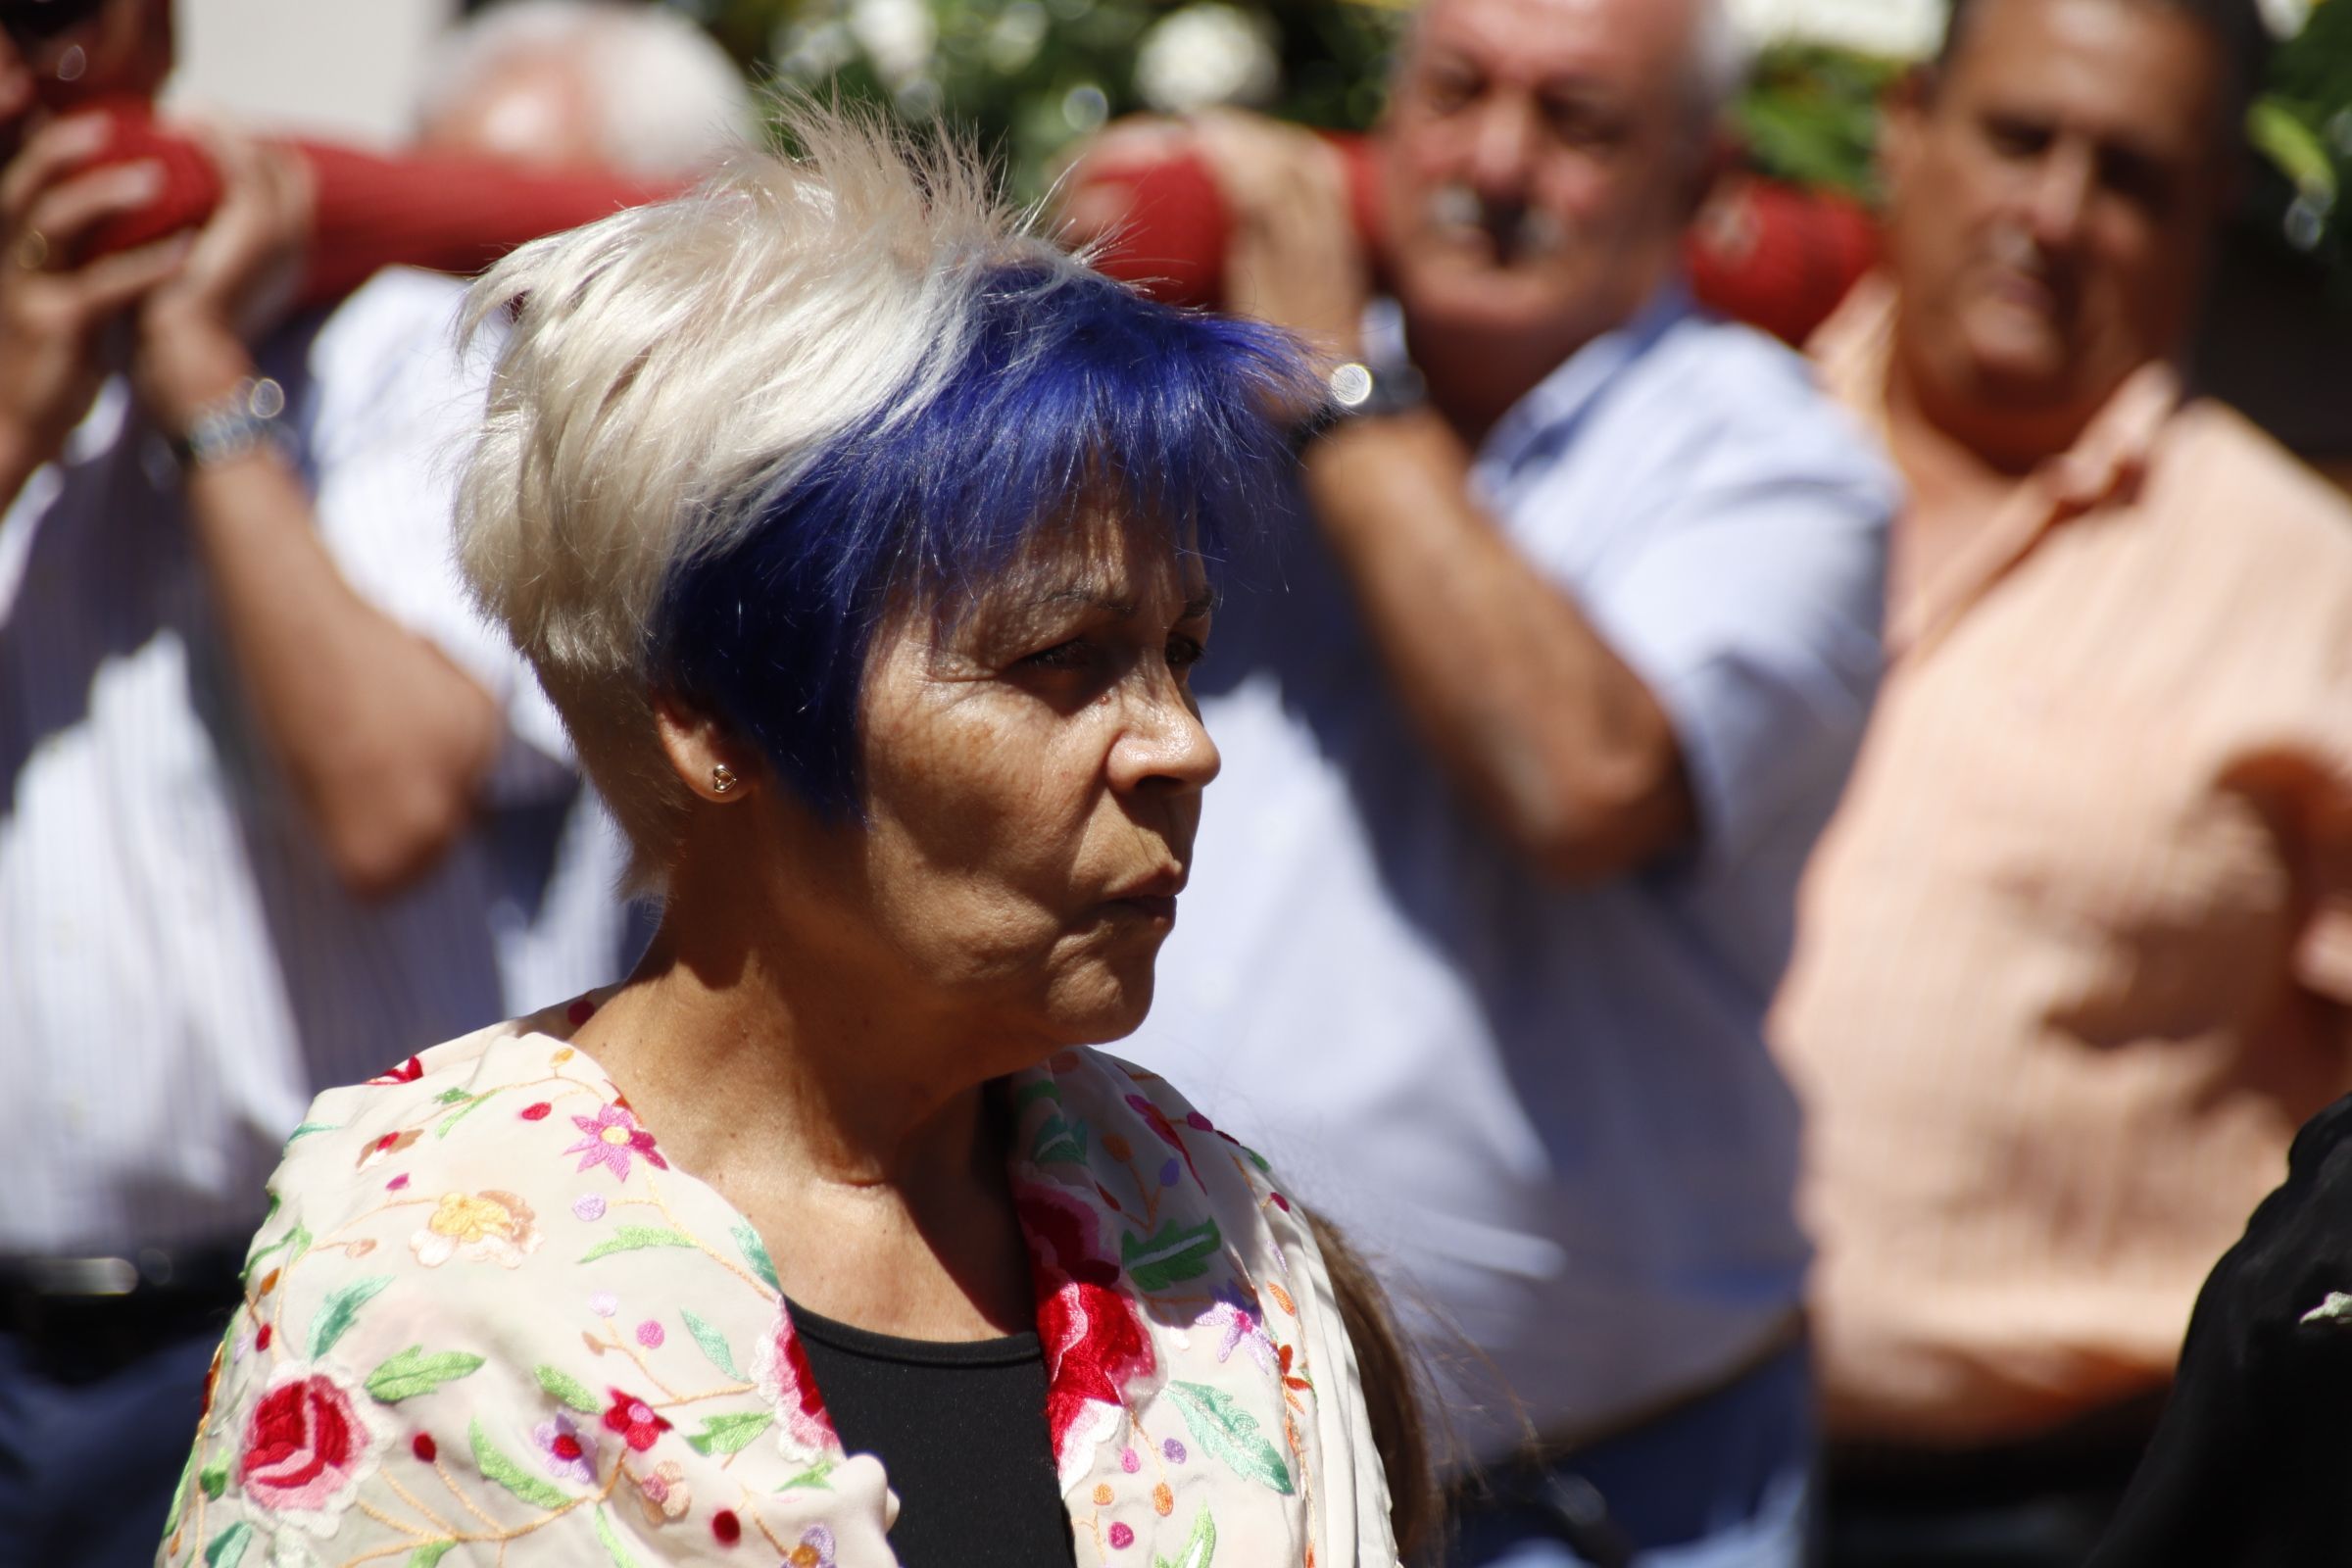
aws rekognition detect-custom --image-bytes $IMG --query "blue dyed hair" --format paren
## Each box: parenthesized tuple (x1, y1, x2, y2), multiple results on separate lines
(653, 263, 1306, 819)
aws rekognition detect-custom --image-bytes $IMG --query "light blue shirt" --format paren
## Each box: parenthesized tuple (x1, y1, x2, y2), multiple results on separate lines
(1124, 287, 1898, 1452)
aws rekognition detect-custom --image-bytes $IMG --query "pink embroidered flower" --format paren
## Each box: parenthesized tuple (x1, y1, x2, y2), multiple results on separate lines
(408, 1191, 544, 1268)
(786, 1524, 838, 1568)
(532, 1416, 594, 1484)
(368, 1055, 424, 1086)
(235, 1363, 388, 1529)
(633, 1457, 690, 1523)
(752, 1304, 841, 1457)
(572, 1193, 608, 1222)
(564, 1103, 669, 1182)
(1107, 1522, 1136, 1550)
(636, 1319, 665, 1348)
(602, 1389, 671, 1451)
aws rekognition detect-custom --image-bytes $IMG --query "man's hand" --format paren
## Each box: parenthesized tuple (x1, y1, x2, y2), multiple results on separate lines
(0, 113, 191, 491)
(133, 126, 313, 435)
(1189, 111, 1370, 359)
(1061, 111, 1369, 358)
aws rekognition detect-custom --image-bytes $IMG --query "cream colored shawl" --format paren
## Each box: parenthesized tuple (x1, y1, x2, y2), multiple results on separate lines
(159, 998, 1396, 1567)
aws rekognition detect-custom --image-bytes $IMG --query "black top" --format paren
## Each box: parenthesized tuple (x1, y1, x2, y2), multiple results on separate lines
(787, 1300, 1078, 1568)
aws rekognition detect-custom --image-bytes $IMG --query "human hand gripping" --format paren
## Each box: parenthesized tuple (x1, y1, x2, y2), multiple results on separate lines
(131, 123, 314, 439)
(0, 113, 193, 491)
(1188, 109, 1370, 363)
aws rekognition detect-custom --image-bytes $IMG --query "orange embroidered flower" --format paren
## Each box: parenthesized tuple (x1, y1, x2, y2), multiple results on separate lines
(409, 1190, 544, 1268)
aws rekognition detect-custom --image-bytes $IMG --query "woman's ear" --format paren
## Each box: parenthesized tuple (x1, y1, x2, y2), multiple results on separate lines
(653, 691, 760, 804)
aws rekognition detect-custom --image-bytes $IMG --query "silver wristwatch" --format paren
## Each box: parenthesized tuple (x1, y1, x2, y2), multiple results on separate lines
(173, 376, 290, 470)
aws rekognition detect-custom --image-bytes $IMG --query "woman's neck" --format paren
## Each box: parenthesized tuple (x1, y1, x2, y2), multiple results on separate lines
(570, 912, 1038, 1341)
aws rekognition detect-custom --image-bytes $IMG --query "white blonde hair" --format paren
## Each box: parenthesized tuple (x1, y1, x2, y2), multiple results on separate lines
(455, 108, 1080, 895)
(418, 0, 758, 181)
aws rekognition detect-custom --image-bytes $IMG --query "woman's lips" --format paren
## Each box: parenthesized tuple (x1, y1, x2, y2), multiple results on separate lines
(1106, 893, 1179, 923)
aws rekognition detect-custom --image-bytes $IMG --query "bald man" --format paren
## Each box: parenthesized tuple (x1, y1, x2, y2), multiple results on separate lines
(1090, 0, 1899, 1561)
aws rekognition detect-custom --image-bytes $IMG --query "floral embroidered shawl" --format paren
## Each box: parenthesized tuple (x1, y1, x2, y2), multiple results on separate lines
(158, 998, 1396, 1568)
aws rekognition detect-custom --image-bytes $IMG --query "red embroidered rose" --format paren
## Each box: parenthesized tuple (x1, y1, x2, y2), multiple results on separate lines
(1017, 1185, 1155, 1486)
(237, 1365, 385, 1522)
(368, 1055, 425, 1086)
(752, 1306, 840, 1456)
(601, 1389, 672, 1451)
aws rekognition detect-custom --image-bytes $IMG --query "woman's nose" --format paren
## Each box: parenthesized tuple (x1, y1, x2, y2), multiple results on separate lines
(1109, 684, 1221, 797)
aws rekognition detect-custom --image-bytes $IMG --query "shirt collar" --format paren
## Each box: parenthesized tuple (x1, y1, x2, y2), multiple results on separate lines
(1814, 274, 2183, 658)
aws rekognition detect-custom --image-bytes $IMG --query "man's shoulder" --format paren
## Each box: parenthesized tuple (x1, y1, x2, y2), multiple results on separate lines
(2172, 398, 2352, 552)
(1607, 308, 1895, 499)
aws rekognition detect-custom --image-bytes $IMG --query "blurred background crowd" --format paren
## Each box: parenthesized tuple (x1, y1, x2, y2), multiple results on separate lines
(7, 0, 2352, 1564)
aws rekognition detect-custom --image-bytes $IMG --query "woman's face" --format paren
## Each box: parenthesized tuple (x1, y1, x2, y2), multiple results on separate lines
(765, 516, 1220, 1059)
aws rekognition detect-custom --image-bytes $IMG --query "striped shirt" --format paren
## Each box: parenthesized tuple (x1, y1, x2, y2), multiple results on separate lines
(0, 269, 615, 1256)
(1772, 280, 2352, 1444)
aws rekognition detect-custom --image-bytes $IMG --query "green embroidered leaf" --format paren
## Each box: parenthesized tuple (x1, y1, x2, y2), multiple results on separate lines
(1120, 1218, 1222, 1293)
(578, 1225, 697, 1263)
(366, 1346, 487, 1402)
(681, 1308, 741, 1381)
(1243, 1147, 1271, 1176)
(535, 1363, 603, 1414)
(683, 1410, 773, 1456)
(1012, 1079, 1062, 1111)
(205, 1523, 254, 1568)
(432, 1087, 473, 1104)
(200, 1461, 228, 1500)
(731, 1220, 780, 1293)
(307, 1275, 393, 1358)
(1152, 1505, 1217, 1568)
(1164, 1381, 1293, 1495)
(286, 1224, 315, 1267)
(407, 1544, 457, 1568)
(470, 1418, 570, 1508)
(164, 1445, 198, 1535)
(593, 1506, 642, 1568)
(1030, 1112, 1088, 1165)
(435, 1093, 496, 1138)
(244, 1220, 308, 1276)
(283, 1121, 338, 1144)
(777, 1458, 837, 1492)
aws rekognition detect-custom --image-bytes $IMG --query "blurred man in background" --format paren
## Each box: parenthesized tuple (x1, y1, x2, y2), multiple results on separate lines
(416, 0, 755, 180)
(0, 3, 568, 1559)
(1079, 0, 1896, 1561)
(1770, 1, 2352, 1561)
(413, 0, 757, 1018)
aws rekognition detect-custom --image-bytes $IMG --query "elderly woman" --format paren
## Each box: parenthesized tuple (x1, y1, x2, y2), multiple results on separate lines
(159, 113, 1411, 1568)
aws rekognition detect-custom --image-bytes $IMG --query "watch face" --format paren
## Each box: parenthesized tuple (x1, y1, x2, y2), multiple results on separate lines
(1330, 362, 1377, 410)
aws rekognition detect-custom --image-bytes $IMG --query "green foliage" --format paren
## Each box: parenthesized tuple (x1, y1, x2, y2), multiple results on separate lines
(701, 0, 1402, 200)
(684, 0, 2352, 291)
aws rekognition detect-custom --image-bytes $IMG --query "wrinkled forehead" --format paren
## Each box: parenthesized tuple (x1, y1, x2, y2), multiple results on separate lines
(911, 504, 1212, 641)
(1399, 0, 1695, 95)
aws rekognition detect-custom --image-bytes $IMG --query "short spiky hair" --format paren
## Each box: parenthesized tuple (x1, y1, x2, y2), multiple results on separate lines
(456, 107, 1308, 896)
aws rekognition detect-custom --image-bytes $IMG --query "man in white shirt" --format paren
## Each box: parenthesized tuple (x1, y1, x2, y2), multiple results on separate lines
(1076, 0, 1895, 1561)
(0, 4, 567, 1560)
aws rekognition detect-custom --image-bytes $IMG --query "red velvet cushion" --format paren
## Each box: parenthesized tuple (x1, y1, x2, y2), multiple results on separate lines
(68, 96, 220, 264)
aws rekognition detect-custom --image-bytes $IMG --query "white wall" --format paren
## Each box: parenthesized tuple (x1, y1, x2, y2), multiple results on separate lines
(163, 0, 458, 147)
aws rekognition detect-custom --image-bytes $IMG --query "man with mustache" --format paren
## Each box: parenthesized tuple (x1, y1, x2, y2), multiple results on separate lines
(0, 3, 584, 1561)
(1085, 0, 1898, 1561)
(1768, 1, 2352, 1562)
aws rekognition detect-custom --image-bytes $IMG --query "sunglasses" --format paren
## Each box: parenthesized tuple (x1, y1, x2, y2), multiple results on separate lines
(1, 0, 108, 47)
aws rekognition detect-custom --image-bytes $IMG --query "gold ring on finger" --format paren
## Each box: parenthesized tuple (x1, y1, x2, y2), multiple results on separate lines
(12, 228, 49, 271)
